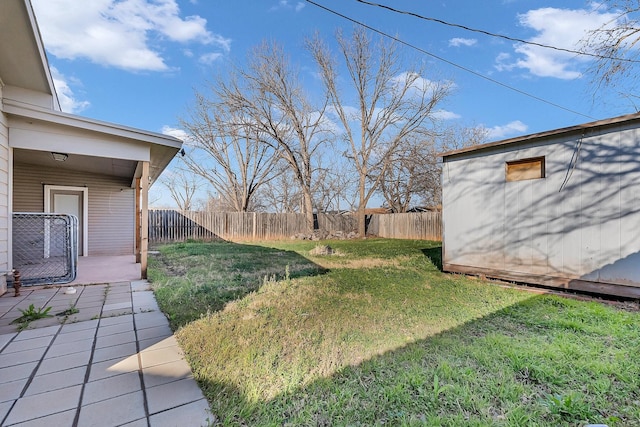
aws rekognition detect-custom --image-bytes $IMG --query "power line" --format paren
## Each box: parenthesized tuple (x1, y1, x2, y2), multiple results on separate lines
(304, 0, 596, 120)
(355, 0, 640, 63)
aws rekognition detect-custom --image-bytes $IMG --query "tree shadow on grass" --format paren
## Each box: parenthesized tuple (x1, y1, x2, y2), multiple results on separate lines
(149, 240, 328, 328)
(193, 293, 640, 426)
(422, 246, 443, 271)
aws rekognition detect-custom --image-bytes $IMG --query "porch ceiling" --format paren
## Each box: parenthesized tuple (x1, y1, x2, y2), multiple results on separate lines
(14, 148, 137, 179)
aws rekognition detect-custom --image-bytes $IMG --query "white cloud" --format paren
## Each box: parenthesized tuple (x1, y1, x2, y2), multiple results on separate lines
(162, 125, 189, 142)
(496, 6, 619, 79)
(449, 38, 477, 47)
(390, 72, 455, 102)
(50, 67, 90, 113)
(271, 1, 305, 12)
(433, 110, 461, 120)
(486, 120, 528, 139)
(199, 52, 223, 65)
(31, 0, 230, 72)
(494, 52, 515, 72)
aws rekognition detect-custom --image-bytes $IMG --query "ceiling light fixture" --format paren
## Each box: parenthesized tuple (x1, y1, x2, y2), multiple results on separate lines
(51, 152, 68, 162)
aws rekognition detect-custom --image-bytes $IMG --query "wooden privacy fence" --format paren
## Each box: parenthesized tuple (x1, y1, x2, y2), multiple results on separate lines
(148, 210, 442, 243)
(367, 212, 442, 241)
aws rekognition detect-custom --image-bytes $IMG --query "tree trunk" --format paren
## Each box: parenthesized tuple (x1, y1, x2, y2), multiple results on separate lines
(301, 186, 315, 233)
(357, 178, 367, 237)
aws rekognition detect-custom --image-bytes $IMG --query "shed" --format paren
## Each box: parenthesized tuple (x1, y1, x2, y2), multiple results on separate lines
(441, 113, 640, 298)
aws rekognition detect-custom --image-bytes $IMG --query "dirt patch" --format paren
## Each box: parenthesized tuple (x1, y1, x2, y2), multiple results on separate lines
(309, 245, 340, 256)
(313, 257, 401, 270)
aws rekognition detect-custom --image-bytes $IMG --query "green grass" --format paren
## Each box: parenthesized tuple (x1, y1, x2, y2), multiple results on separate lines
(149, 239, 640, 426)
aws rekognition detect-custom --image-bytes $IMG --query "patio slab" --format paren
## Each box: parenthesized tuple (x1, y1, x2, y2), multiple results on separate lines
(0, 281, 212, 427)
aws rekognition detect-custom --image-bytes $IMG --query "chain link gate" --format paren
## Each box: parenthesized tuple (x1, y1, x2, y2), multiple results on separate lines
(12, 213, 78, 286)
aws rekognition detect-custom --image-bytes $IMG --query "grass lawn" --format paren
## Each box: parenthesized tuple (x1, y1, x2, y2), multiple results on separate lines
(149, 239, 640, 426)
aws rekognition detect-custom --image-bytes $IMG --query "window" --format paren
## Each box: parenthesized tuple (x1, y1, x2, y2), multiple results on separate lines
(506, 156, 545, 182)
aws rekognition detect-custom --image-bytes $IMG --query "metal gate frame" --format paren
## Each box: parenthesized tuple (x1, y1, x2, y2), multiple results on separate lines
(12, 212, 78, 285)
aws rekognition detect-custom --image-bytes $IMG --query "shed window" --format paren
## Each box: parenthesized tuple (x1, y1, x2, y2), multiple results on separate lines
(506, 156, 545, 182)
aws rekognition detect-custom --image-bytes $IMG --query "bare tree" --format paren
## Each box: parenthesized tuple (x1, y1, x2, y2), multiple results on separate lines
(580, 1, 640, 97)
(160, 167, 201, 211)
(195, 190, 264, 212)
(378, 137, 437, 212)
(180, 91, 282, 212)
(312, 158, 358, 213)
(308, 28, 452, 236)
(214, 41, 332, 230)
(378, 125, 488, 212)
(255, 168, 303, 213)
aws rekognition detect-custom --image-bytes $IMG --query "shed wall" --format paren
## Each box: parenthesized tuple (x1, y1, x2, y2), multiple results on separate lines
(442, 124, 640, 293)
(13, 163, 134, 256)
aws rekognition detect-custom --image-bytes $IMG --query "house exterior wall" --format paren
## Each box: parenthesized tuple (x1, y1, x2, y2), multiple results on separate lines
(13, 163, 135, 256)
(442, 123, 640, 297)
(0, 110, 9, 295)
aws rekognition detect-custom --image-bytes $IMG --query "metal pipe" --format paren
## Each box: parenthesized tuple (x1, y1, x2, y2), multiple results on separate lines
(12, 270, 21, 297)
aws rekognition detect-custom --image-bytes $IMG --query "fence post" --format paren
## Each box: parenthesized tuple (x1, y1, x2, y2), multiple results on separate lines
(253, 212, 257, 241)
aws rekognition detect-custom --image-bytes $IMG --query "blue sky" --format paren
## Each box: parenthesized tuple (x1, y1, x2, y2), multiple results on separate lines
(30, 0, 636, 207)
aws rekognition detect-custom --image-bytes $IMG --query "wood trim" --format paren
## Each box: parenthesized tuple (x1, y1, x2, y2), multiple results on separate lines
(135, 177, 141, 264)
(44, 184, 89, 256)
(443, 263, 640, 298)
(140, 162, 149, 279)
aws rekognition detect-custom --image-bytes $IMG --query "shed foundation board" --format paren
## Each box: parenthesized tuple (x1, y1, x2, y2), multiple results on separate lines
(443, 263, 640, 299)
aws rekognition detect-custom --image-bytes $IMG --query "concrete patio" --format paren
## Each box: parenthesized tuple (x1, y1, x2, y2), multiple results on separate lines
(71, 255, 142, 286)
(0, 281, 213, 426)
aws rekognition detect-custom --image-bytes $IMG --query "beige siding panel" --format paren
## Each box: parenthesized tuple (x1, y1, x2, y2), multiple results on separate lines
(13, 162, 134, 255)
(0, 113, 8, 294)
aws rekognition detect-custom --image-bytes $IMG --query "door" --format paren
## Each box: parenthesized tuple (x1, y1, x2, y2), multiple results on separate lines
(45, 185, 88, 256)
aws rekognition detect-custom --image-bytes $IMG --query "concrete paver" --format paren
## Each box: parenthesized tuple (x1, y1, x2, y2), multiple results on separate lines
(8, 409, 76, 427)
(47, 338, 94, 358)
(96, 321, 134, 337)
(11, 325, 59, 341)
(1, 335, 53, 353)
(95, 330, 137, 349)
(0, 378, 28, 403)
(77, 390, 146, 427)
(51, 327, 95, 345)
(36, 351, 91, 375)
(24, 365, 87, 396)
(0, 281, 211, 427)
(0, 347, 48, 367)
(147, 377, 207, 415)
(143, 358, 193, 388)
(140, 344, 184, 368)
(149, 398, 213, 427)
(0, 362, 38, 383)
(92, 341, 137, 363)
(0, 400, 14, 422)
(83, 371, 142, 405)
(3, 384, 82, 425)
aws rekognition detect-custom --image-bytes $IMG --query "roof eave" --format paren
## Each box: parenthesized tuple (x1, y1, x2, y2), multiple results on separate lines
(440, 111, 640, 160)
(3, 98, 183, 149)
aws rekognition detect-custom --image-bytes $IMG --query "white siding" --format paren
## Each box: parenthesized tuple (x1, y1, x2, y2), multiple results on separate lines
(443, 124, 640, 289)
(13, 163, 135, 256)
(0, 112, 8, 294)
